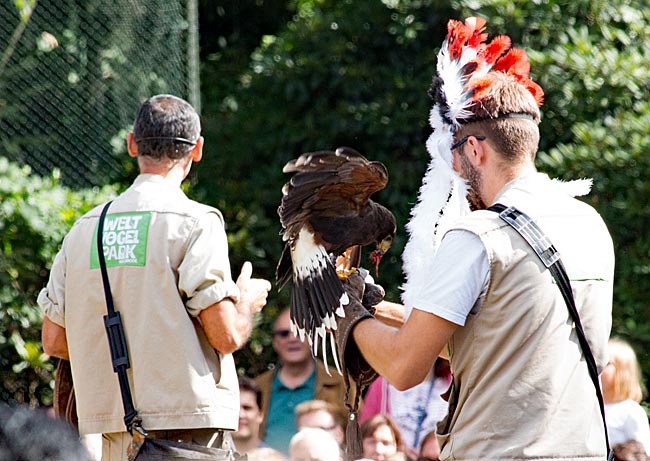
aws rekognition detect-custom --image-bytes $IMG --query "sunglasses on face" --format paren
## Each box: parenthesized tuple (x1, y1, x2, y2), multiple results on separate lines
(272, 329, 292, 339)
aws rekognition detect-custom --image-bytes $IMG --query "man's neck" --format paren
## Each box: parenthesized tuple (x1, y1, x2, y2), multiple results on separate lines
(484, 161, 537, 206)
(277, 360, 315, 389)
(138, 156, 191, 186)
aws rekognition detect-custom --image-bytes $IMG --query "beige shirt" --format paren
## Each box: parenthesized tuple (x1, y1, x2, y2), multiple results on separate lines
(435, 174, 614, 460)
(39, 174, 241, 435)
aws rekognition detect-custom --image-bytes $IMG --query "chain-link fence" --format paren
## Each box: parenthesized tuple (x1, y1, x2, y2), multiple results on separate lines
(0, 0, 200, 187)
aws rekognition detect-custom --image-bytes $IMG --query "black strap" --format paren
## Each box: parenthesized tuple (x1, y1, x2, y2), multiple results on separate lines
(488, 203, 612, 460)
(97, 201, 145, 435)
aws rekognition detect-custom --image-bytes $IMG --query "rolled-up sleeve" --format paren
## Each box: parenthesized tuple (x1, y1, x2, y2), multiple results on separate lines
(37, 246, 67, 328)
(180, 211, 240, 317)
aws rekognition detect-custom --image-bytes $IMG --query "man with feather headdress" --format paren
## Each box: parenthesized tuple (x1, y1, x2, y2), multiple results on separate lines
(335, 17, 615, 461)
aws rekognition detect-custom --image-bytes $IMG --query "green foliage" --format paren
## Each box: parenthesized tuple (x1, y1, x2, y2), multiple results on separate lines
(198, 0, 650, 385)
(0, 158, 116, 406)
(198, 0, 456, 290)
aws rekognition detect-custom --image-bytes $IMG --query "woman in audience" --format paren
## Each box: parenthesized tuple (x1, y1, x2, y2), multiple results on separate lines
(602, 337, 650, 458)
(359, 414, 406, 461)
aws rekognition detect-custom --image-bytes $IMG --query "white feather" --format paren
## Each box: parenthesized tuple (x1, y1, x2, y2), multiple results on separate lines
(401, 119, 471, 309)
(551, 178, 592, 197)
(321, 330, 331, 376)
(401, 38, 487, 309)
(292, 228, 329, 281)
(330, 331, 342, 376)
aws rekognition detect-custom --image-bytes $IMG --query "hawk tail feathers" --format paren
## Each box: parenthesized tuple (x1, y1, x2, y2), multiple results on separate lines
(289, 257, 347, 376)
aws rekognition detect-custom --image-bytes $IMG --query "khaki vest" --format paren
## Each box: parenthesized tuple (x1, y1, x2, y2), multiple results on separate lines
(39, 175, 241, 435)
(438, 174, 614, 460)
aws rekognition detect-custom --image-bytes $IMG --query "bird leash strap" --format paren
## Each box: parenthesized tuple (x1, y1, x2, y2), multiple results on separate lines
(488, 204, 613, 461)
(97, 201, 148, 460)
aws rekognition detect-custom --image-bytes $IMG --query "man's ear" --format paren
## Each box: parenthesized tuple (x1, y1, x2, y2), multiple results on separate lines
(191, 136, 204, 162)
(127, 132, 138, 158)
(467, 136, 486, 166)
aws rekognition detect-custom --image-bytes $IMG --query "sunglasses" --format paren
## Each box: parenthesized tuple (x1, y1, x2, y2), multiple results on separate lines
(451, 135, 486, 151)
(272, 329, 293, 339)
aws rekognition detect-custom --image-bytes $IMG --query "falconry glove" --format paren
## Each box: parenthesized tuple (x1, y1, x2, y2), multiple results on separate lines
(337, 268, 382, 386)
(336, 268, 383, 461)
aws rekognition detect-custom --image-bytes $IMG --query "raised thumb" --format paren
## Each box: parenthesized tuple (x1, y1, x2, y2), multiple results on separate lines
(238, 261, 253, 282)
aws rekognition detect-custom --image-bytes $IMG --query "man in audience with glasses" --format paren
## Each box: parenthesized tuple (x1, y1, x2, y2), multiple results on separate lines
(255, 308, 347, 456)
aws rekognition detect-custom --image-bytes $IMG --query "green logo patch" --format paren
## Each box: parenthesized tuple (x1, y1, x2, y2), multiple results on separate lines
(90, 212, 151, 268)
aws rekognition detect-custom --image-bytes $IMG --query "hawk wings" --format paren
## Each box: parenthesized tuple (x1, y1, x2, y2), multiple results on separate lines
(277, 147, 396, 374)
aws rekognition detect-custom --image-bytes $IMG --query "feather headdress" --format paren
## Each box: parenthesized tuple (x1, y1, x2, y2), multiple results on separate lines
(401, 17, 545, 310)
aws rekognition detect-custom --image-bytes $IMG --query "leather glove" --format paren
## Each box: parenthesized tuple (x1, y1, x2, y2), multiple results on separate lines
(335, 269, 383, 389)
(360, 269, 385, 311)
(335, 268, 385, 461)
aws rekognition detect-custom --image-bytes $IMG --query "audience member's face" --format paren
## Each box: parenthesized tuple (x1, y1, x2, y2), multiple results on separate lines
(362, 423, 397, 461)
(233, 389, 263, 443)
(272, 310, 311, 365)
(297, 409, 344, 445)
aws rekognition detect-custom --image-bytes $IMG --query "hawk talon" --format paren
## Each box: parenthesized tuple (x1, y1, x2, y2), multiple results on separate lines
(336, 267, 358, 280)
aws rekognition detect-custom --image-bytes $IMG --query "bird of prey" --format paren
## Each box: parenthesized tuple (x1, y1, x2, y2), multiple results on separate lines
(276, 147, 396, 374)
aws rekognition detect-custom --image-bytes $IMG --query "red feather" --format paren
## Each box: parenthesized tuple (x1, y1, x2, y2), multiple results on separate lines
(468, 75, 497, 102)
(447, 19, 470, 60)
(442, 17, 544, 108)
(481, 35, 511, 65)
(465, 17, 488, 48)
(522, 78, 545, 106)
(447, 17, 489, 61)
(465, 16, 486, 32)
(494, 48, 530, 78)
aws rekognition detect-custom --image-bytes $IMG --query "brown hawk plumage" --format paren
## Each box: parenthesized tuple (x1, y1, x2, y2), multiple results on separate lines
(276, 147, 396, 374)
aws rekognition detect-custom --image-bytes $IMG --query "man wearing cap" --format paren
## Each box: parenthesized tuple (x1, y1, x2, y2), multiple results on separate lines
(336, 18, 614, 461)
(40, 94, 272, 460)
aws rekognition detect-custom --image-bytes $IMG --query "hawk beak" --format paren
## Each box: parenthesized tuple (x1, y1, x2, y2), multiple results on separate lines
(378, 236, 393, 255)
